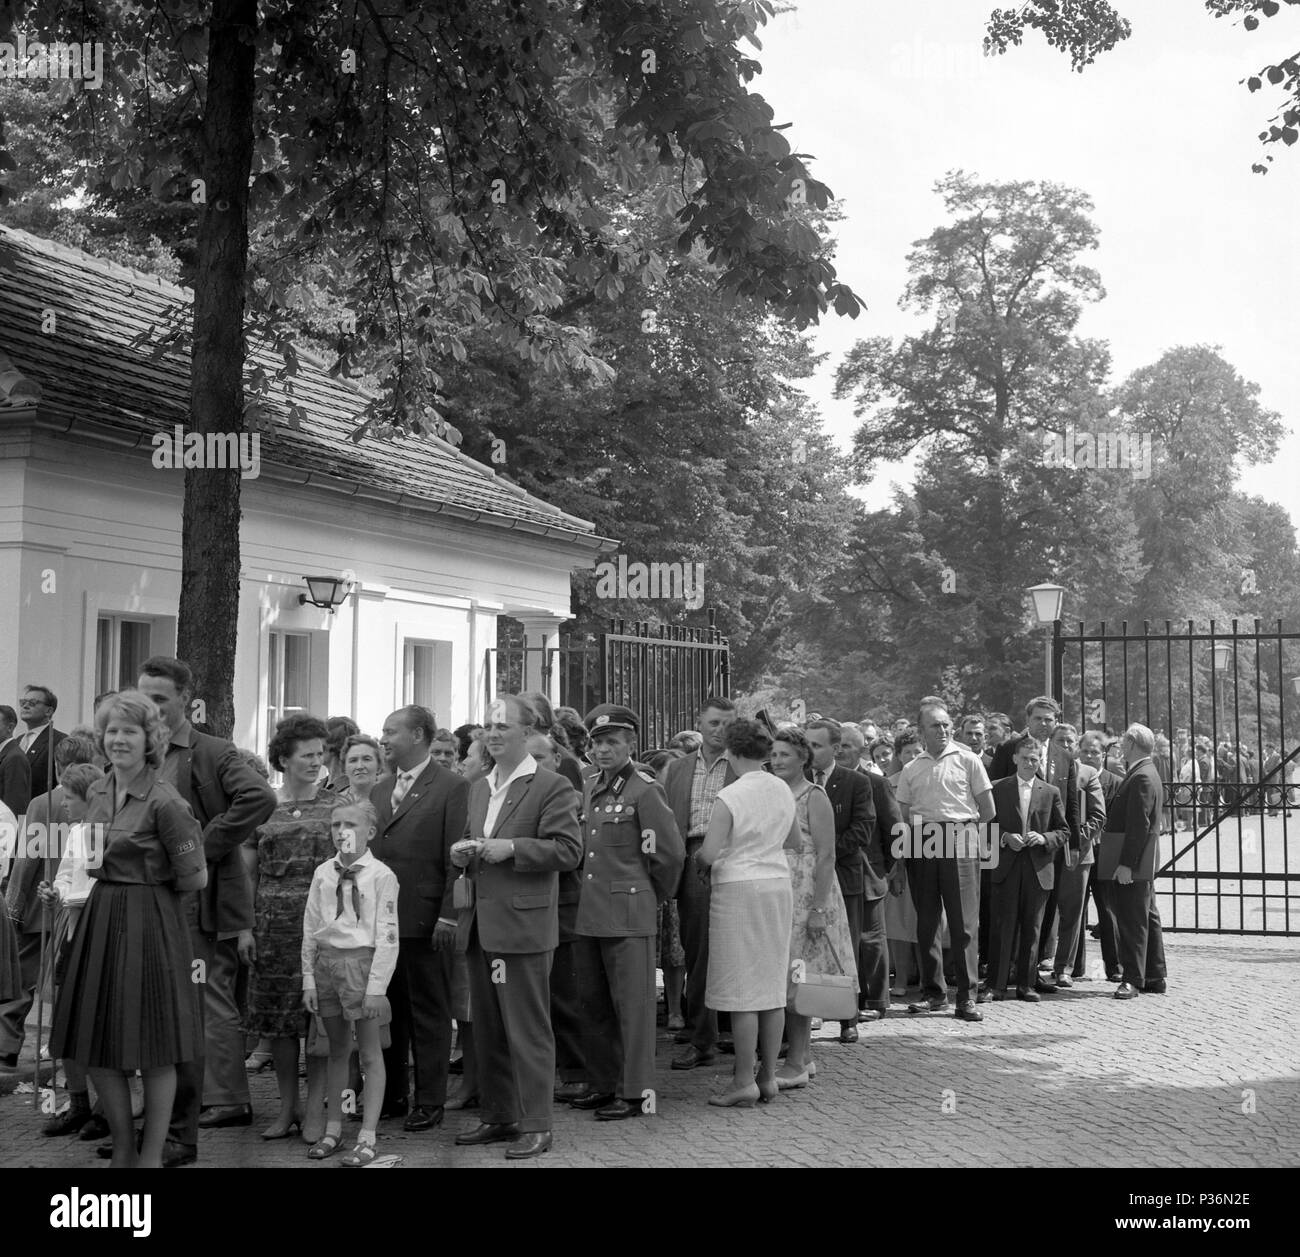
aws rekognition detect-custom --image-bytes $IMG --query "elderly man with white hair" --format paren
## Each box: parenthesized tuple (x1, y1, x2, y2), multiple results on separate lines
(1098, 723, 1167, 999)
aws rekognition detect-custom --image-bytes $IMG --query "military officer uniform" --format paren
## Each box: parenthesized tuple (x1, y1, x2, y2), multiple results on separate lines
(573, 706, 685, 1120)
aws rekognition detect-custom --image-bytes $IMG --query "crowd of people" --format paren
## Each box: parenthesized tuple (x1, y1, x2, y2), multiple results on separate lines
(1, 666, 1294, 1166)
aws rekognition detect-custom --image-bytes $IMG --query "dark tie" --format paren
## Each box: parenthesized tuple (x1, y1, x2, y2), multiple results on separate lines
(334, 863, 361, 919)
(816, 770, 827, 786)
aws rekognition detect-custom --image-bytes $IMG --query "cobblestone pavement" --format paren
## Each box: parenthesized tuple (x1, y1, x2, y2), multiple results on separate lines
(3, 934, 1297, 1169)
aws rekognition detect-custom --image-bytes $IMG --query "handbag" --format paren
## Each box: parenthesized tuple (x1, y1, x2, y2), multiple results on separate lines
(789, 934, 858, 1020)
(452, 871, 474, 910)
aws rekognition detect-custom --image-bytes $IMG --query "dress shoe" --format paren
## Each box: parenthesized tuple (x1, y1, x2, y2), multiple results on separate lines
(716, 1036, 735, 1055)
(1114, 982, 1140, 1000)
(445, 1090, 479, 1111)
(1033, 979, 1057, 994)
(43, 1105, 94, 1137)
(162, 1140, 197, 1168)
(775, 1066, 809, 1090)
(992, 989, 1012, 1001)
(708, 1082, 760, 1108)
(455, 1121, 520, 1146)
(378, 1098, 409, 1121)
(1107, 971, 1123, 982)
(553, 1081, 590, 1103)
(857, 1008, 886, 1021)
(505, 1131, 552, 1159)
(569, 1091, 616, 1111)
(907, 996, 949, 1014)
(839, 1024, 859, 1044)
(79, 1113, 111, 1141)
(667, 1014, 686, 1032)
(975, 989, 995, 1004)
(595, 1098, 641, 1121)
(953, 1001, 983, 1023)
(671, 1046, 714, 1070)
(1144, 979, 1167, 994)
(1016, 988, 1041, 1002)
(672, 1029, 692, 1044)
(403, 1105, 444, 1131)
(1053, 973, 1074, 989)
(198, 1103, 253, 1129)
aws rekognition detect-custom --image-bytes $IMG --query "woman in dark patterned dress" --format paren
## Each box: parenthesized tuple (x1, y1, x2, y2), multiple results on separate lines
(47, 692, 207, 1168)
(242, 713, 334, 1139)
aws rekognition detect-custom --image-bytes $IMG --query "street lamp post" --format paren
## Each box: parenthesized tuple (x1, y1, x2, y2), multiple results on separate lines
(1027, 583, 1066, 700)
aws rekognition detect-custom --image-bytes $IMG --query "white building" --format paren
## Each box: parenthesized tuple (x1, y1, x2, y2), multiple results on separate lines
(0, 226, 614, 750)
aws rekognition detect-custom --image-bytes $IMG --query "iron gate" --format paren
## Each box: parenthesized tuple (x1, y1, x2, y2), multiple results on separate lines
(488, 614, 730, 751)
(1054, 618, 1300, 935)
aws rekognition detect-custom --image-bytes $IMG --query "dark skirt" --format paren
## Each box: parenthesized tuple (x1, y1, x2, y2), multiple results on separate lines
(48, 881, 200, 1071)
(0, 908, 20, 1001)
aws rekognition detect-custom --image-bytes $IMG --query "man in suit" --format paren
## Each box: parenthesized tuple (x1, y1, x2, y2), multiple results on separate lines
(452, 694, 582, 1159)
(806, 719, 876, 1043)
(897, 698, 996, 1023)
(0, 705, 32, 817)
(0, 732, 95, 1070)
(371, 704, 470, 1131)
(834, 727, 896, 1020)
(136, 657, 278, 1162)
(17, 685, 65, 800)
(982, 713, 1011, 772)
(570, 705, 683, 1120)
(987, 696, 1080, 989)
(1079, 731, 1122, 981)
(987, 738, 1070, 1000)
(1048, 724, 1107, 987)
(661, 697, 737, 1070)
(1098, 723, 1167, 999)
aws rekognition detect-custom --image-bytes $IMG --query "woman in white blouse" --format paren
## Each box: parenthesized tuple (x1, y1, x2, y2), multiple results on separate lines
(697, 719, 798, 1108)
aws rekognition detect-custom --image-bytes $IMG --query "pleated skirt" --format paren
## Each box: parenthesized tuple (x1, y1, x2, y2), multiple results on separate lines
(0, 908, 20, 1001)
(705, 878, 793, 1012)
(49, 882, 200, 1071)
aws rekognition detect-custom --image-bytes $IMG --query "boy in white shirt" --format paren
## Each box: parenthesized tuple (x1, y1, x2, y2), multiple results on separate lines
(302, 799, 399, 1166)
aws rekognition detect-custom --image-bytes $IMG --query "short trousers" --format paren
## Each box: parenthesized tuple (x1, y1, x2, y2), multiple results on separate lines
(313, 945, 391, 1024)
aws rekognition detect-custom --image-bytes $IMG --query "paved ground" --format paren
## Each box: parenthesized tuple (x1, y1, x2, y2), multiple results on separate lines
(2, 934, 1297, 1169)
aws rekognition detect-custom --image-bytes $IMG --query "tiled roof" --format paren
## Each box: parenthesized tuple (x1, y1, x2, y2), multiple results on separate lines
(0, 225, 608, 546)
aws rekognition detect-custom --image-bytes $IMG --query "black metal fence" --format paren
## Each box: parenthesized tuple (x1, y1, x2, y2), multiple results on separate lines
(488, 614, 730, 750)
(1054, 618, 1300, 935)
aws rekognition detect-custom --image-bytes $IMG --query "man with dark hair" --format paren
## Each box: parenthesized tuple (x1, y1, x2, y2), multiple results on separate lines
(0, 704, 31, 816)
(18, 685, 64, 799)
(372, 704, 469, 1130)
(661, 696, 737, 1069)
(452, 694, 582, 1158)
(135, 656, 278, 1163)
(983, 713, 1011, 770)
(807, 717, 876, 1043)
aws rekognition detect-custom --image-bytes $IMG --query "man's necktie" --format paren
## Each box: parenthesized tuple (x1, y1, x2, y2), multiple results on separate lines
(390, 771, 413, 808)
(816, 770, 827, 786)
(334, 863, 361, 919)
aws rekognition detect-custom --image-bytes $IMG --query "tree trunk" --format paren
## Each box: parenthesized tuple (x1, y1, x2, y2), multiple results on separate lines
(177, 0, 257, 739)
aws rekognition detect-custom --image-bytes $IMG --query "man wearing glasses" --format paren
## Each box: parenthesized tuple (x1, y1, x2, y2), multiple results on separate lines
(17, 686, 65, 799)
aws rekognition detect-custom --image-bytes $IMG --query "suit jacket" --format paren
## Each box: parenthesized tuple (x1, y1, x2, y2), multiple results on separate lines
(168, 727, 278, 935)
(989, 731, 1080, 849)
(1103, 758, 1162, 878)
(808, 763, 875, 899)
(660, 749, 737, 843)
(371, 761, 470, 938)
(576, 764, 684, 937)
(1071, 762, 1108, 867)
(0, 738, 31, 816)
(556, 772, 583, 944)
(990, 774, 1069, 891)
(856, 765, 899, 898)
(23, 725, 65, 800)
(456, 764, 582, 954)
(3, 787, 68, 933)
(1096, 767, 1122, 802)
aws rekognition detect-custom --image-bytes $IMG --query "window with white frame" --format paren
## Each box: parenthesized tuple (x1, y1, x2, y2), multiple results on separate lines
(267, 630, 312, 733)
(96, 616, 158, 694)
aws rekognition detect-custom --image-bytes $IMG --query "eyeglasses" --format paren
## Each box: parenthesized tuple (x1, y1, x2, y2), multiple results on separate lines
(18, 697, 47, 707)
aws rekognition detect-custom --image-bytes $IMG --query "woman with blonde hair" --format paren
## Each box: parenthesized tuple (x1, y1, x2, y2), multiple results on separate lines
(47, 691, 207, 1168)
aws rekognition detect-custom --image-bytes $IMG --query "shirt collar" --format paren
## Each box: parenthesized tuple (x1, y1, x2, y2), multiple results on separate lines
(168, 721, 194, 750)
(918, 741, 964, 762)
(334, 849, 373, 872)
(490, 753, 537, 794)
(596, 760, 635, 793)
(96, 766, 158, 801)
(399, 756, 431, 782)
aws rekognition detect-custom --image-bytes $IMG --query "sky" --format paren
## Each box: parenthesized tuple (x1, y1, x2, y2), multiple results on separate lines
(752, 0, 1299, 526)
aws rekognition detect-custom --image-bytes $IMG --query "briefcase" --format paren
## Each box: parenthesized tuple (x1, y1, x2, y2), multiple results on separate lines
(1095, 830, 1158, 881)
(789, 937, 858, 1020)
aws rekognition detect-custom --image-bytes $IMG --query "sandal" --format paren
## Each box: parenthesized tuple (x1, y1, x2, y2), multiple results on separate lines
(341, 1141, 378, 1167)
(307, 1133, 343, 1160)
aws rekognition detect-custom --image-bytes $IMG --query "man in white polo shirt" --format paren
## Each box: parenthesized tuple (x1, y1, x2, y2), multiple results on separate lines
(896, 698, 996, 1023)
